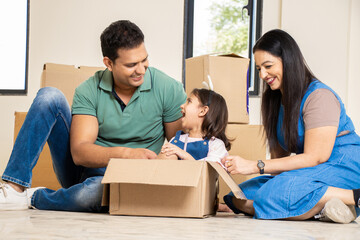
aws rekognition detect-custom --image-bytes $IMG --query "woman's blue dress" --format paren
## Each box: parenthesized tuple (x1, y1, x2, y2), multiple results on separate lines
(225, 80, 360, 219)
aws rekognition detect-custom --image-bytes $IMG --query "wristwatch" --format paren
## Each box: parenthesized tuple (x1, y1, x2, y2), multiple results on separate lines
(257, 160, 265, 174)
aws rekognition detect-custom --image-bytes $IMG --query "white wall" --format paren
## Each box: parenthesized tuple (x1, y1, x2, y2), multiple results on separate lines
(261, 0, 360, 132)
(0, 0, 185, 173)
(347, 0, 360, 129)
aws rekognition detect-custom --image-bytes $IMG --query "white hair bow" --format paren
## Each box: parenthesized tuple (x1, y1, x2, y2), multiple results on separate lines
(202, 75, 214, 90)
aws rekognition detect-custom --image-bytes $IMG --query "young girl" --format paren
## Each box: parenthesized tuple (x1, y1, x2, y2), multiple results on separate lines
(159, 88, 231, 164)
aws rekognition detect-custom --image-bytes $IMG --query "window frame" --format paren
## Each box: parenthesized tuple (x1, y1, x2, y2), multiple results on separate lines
(0, 0, 30, 95)
(183, 0, 263, 96)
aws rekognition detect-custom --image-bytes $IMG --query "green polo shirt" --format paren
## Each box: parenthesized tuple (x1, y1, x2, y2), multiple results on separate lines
(71, 67, 186, 154)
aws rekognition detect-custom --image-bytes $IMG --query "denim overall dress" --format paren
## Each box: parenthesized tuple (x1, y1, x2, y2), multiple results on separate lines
(170, 131, 209, 160)
(225, 80, 360, 219)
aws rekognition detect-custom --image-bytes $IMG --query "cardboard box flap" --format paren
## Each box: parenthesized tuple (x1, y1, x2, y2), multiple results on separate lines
(78, 65, 105, 72)
(207, 161, 247, 199)
(217, 53, 247, 59)
(42, 63, 105, 72)
(192, 52, 246, 59)
(102, 159, 204, 187)
(43, 63, 76, 71)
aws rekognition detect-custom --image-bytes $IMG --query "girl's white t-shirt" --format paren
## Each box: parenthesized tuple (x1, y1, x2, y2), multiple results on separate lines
(169, 134, 228, 165)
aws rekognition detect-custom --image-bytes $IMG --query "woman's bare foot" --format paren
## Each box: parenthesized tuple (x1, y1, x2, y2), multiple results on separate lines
(217, 203, 233, 212)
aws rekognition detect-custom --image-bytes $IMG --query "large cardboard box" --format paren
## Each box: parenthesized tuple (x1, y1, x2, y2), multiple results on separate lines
(13, 63, 104, 189)
(102, 159, 246, 218)
(185, 54, 249, 123)
(218, 124, 267, 202)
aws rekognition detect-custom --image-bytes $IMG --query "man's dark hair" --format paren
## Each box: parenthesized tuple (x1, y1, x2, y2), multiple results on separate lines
(100, 20, 144, 62)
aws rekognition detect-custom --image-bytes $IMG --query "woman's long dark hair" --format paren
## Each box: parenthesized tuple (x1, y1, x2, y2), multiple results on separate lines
(191, 88, 231, 151)
(253, 29, 316, 153)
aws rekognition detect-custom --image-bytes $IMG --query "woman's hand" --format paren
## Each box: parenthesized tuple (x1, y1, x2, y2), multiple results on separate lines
(160, 143, 195, 161)
(221, 155, 258, 175)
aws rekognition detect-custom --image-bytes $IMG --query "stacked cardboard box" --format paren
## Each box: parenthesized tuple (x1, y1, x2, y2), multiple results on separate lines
(13, 63, 104, 190)
(185, 53, 249, 123)
(185, 54, 266, 203)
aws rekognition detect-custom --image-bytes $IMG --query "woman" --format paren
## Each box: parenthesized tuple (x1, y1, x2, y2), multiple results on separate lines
(221, 29, 360, 223)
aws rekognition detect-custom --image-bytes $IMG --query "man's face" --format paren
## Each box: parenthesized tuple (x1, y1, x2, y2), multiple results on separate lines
(104, 42, 149, 90)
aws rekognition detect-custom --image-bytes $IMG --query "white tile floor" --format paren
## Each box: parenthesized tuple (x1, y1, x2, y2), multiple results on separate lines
(1, 210, 359, 239)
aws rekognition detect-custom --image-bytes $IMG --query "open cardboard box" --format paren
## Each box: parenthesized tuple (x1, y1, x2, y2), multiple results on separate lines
(101, 159, 246, 218)
(185, 53, 250, 124)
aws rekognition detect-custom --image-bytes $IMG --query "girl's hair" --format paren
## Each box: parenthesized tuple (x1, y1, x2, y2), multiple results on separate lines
(253, 29, 316, 153)
(191, 88, 231, 151)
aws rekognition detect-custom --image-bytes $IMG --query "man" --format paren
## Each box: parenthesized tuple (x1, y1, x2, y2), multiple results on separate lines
(0, 20, 186, 212)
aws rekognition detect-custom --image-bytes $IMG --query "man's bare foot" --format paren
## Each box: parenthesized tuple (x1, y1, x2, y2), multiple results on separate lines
(8, 182, 25, 193)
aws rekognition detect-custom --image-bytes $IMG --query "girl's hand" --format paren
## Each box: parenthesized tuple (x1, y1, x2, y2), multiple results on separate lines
(221, 155, 257, 175)
(157, 151, 178, 160)
(160, 143, 195, 160)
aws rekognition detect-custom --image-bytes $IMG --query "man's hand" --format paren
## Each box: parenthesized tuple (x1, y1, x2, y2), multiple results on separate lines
(126, 148, 157, 159)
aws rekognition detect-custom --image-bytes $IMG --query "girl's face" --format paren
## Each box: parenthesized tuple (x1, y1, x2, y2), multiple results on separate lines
(254, 50, 283, 92)
(180, 94, 207, 131)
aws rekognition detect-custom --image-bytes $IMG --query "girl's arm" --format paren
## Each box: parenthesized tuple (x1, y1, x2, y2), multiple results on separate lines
(222, 125, 338, 175)
(157, 151, 178, 160)
(157, 136, 179, 160)
(159, 142, 195, 160)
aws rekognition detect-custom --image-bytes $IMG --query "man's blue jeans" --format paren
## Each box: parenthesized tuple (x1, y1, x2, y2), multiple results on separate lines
(2, 87, 106, 212)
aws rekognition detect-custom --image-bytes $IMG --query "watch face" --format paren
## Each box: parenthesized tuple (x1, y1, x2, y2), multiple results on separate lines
(258, 161, 265, 168)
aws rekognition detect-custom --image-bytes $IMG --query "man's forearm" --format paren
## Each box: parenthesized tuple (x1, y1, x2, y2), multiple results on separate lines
(71, 143, 157, 168)
(71, 143, 134, 168)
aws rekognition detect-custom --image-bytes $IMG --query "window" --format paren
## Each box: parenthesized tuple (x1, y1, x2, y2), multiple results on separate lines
(184, 0, 262, 95)
(0, 0, 29, 95)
